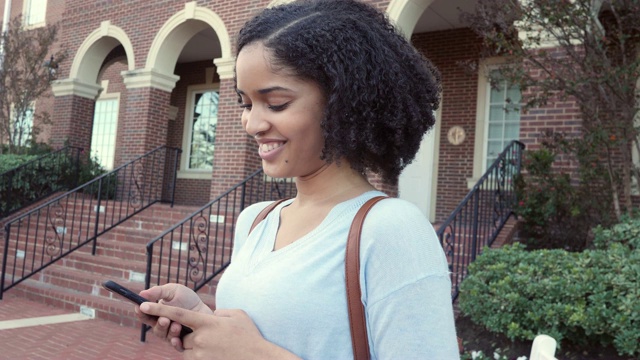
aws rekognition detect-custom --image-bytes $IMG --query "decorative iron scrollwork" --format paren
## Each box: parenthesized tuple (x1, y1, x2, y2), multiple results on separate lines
(128, 160, 146, 209)
(45, 201, 66, 257)
(188, 214, 210, 283)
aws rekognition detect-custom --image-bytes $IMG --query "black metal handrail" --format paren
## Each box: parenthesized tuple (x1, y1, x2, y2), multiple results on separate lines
(0, 146, 82, 219)
(1, 145, 182, 300)
(142, 169, 296, 340)
(436, 140, 525, 300)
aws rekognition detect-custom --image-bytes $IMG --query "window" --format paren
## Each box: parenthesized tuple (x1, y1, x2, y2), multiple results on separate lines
(91, 98, 119, 170)
(184, 89, 219, 171)
(24, 0, 47, 27)
(11, 104, 34, 147)
(484, 70, 521, 169)
(469, 61, 523, 189)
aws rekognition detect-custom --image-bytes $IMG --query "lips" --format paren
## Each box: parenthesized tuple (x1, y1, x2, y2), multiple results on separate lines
(257, 140, 286, 161)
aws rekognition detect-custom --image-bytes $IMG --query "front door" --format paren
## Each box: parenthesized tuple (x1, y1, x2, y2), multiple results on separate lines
(398, 128, 437, 221)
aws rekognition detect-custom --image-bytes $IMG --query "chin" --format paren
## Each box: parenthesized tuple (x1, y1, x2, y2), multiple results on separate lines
(262, 164, 291, 180)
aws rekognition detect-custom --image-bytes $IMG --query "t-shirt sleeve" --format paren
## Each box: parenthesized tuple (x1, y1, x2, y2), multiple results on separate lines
(359, 198, 460, 359)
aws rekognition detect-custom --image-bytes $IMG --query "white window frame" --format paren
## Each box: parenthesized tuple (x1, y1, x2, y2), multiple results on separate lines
(179, 83, 220, 180)
(23, 0, 48, 28)
(10, 102, 35, 147)
(468, 58, 522, 189)
(482, 69, 521, 170)
(91, 87, 120, 170)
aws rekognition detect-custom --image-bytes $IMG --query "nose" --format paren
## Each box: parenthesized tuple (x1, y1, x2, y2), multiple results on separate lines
(242, 106, 270, 137)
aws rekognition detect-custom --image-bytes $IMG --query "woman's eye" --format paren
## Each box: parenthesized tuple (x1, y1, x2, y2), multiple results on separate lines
(239, 103, 252, 110)
(268, 102, 290, 111)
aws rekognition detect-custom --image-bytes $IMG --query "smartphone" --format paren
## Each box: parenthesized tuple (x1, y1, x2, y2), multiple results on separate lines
(102, 280, 193, 338)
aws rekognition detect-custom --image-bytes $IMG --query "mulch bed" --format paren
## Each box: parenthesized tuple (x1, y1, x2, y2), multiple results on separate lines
(455, 314, 635, 360)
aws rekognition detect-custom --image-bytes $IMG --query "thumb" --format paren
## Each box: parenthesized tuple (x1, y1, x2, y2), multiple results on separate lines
(140, 284, 178, 303)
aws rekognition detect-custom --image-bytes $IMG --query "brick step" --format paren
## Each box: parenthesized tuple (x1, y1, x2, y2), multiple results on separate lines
(2, 232, 233, 285)
(9, 267, 218, 329)
(1, 200, 247, 330)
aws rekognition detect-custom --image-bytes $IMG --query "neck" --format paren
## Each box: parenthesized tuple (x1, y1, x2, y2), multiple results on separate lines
(293, 161, 376, 207)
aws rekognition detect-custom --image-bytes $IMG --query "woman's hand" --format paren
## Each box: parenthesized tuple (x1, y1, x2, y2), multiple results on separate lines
(134, 283, 213, 347)
(138, 303, 301, 360)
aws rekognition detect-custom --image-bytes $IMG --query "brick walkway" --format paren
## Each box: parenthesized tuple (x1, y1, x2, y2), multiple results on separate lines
(0, 293, 181, 359)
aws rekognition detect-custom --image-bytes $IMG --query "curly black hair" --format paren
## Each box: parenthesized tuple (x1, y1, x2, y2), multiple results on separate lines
(236, 0, 441, 183)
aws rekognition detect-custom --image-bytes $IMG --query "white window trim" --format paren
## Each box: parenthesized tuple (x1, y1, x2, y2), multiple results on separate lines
(10, 101, 35, 147)
(22, 0, 48, 29)
(468, 57, 513, 189)
(178, 82, 220, 180)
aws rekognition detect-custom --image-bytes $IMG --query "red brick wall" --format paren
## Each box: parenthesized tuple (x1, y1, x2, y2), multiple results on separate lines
(412, 28, 483, 222)
(49, 95, 94, 151)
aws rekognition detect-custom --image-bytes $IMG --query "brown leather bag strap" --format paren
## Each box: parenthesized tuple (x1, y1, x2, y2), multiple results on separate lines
(248, 199, 290, 234)
(346, 196, 387, 360)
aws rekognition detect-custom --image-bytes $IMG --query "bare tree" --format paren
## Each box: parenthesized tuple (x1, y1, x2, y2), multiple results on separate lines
(0, 16, 66, 154)
(462, 0, 640, 220)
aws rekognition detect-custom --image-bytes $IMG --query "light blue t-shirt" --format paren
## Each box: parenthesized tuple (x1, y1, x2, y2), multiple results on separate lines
(216, 191, 460, 359)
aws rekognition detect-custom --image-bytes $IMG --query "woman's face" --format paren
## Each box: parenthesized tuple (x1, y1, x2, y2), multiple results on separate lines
(236, 42, 327, 179)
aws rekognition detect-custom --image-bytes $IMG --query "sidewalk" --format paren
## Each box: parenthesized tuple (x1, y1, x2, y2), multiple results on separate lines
(0, 293, 181, 359)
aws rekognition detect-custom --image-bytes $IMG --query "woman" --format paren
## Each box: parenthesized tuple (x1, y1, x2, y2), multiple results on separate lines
(136, 0, 459, 358)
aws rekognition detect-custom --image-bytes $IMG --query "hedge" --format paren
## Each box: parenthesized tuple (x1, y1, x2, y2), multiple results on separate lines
(459, 220, 640, 357)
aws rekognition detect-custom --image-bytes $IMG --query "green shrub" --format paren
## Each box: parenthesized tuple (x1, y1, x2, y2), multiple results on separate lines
(592, 217, 640, 251)
(459, 235, 640, 357)
(0, 153, 79, 216)
(0, 152, 117, 216)
(514, 146, 613, 251)
(0, 154, 38, 173)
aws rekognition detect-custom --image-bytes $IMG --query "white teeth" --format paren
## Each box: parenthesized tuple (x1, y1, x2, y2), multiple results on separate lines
(260, 142, 284, 153)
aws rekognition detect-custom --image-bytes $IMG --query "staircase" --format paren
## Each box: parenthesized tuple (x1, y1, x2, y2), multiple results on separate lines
(3, 201, 202, 327)
(1, 167, 296, 334)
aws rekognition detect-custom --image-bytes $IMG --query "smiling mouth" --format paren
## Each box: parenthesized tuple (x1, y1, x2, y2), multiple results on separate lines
(260, 142, 285, 153)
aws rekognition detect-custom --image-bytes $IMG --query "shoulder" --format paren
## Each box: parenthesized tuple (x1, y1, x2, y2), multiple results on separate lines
(359, 197, 449, 285)
(237, 200, 277, 228)
(233, 200, 280, 253)
(363, 197, 433, 235)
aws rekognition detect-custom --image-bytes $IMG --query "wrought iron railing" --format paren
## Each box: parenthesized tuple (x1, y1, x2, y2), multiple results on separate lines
(436, 140, 525, 300)
(142, 169, 296, 340)
(0, 146, 82, 219)
(1, 146, 181, 300)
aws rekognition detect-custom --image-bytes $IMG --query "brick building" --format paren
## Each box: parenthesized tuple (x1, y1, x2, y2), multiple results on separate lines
(1, 0, 577, 222)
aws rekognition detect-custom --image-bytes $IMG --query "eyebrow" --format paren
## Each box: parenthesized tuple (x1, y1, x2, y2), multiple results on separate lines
(235, 86, 293, 96)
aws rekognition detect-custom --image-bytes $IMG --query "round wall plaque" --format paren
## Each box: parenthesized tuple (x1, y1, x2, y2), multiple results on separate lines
(447, 125, 466, 146)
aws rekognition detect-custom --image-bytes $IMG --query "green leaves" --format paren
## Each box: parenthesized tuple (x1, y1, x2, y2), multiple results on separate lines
(459, 229, 640, 356)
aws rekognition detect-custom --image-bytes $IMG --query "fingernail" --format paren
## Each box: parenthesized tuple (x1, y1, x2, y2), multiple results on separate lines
(140, 303, 150, 312)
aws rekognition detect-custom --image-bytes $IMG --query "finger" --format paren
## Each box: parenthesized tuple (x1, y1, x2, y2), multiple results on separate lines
(168, 321, 183, 339)
(134, 305, 159, 326)
(170, 336, 185, 352)
(151, 316, 170, 340)
(140, 284, 177, 303)
(139, 302, 205, 329)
